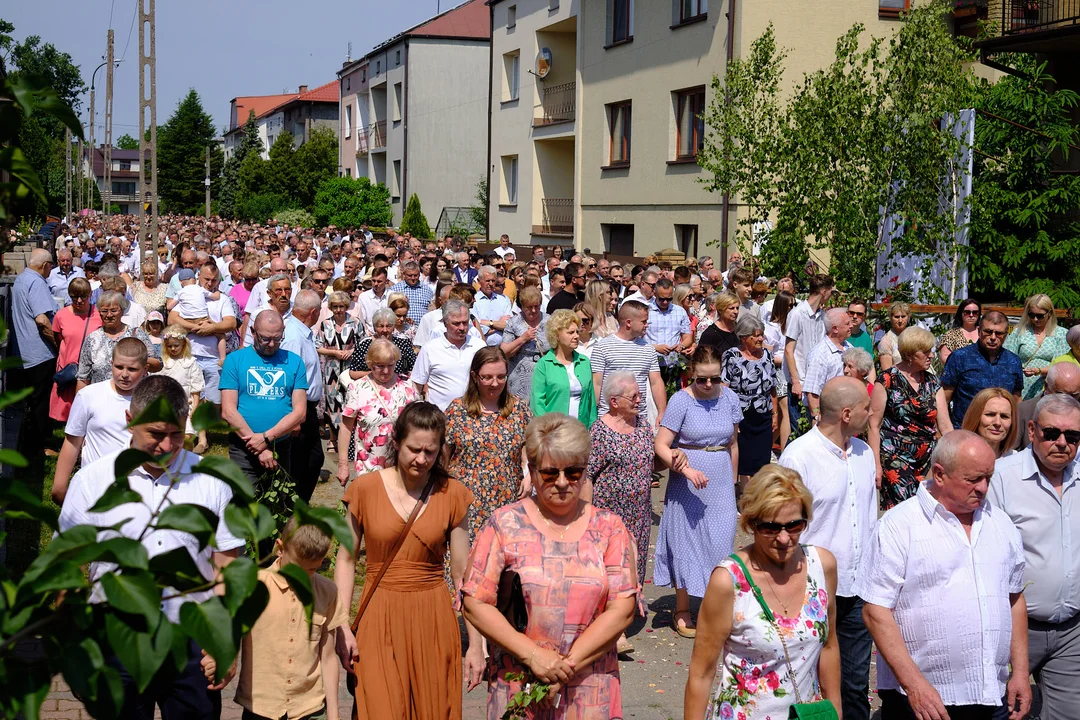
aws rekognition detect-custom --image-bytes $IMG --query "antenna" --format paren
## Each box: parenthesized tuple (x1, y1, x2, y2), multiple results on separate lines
(347, 42, 352, 62)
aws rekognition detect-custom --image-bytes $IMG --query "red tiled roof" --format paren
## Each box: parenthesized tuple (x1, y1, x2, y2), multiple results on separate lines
(296, 80, 339, 104)
(230, 93, 299, 131)
(408, 0, 489, 39)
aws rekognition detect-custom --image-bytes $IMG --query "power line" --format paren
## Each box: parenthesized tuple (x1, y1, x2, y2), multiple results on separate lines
(119, 0, 138, 63)
(108, 0, 116, 29)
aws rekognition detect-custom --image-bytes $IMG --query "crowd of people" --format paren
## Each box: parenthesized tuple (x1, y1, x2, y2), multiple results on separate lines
(9, 213, 1080, 720)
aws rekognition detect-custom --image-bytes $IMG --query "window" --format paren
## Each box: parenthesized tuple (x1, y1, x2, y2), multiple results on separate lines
(393, 82, 403, 122)
(676, 224, 698, 258)
(346, 77, 351, 92)
(602, 223, 635, 255)
(361, 68, 367, 82)
(607, 101, 631, 166)
(392, 159, 401, 200)
(111, 181, 136, 195)
(345, 168, 352, 178)
(376, 60, 381, 75)
(675, 87, 706, 159)
(395, 50, 401, 66)
(503, 51, 520, 101)
(609, 0, 632, 45)
(679, 0, 707, 23)
(508, 5, 517, 28)
(119, 160, 132, 171)
(501, 155, 519, 205)
(345, 104, 353, 138)
(879, 0, 909, 18)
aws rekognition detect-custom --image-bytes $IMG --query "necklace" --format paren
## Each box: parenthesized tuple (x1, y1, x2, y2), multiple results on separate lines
(751, 549, 800, 617)
(535, 501, 581, 540)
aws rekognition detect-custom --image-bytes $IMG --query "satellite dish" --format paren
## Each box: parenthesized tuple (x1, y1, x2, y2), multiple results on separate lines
(535, 48, 552, 79)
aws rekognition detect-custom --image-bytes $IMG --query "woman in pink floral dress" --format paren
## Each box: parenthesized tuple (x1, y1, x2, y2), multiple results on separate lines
(685, 465, 840, 720)
(335, 339, 417, 485)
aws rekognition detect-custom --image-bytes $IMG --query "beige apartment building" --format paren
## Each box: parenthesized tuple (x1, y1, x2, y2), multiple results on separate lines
(488, 0, 919, 258)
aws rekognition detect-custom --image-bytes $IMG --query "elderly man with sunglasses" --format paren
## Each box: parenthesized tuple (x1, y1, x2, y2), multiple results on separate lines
(941, 311, 1024, 426)
(990, 393, 1080, 720)
(1014, 362, 1080, 450)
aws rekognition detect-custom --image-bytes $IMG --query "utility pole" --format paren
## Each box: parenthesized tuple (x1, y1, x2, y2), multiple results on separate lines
(103, 29, 115, 219)
(204, 146, 211, 220)
(138, 0, 159, 256)
(65, 128, 72, 223)
(75, 134, 84, 216)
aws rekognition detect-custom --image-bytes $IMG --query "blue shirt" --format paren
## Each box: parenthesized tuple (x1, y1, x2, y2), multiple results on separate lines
(10, 268, 57, 369)
(645, 302, 691, 367)
(219, 346, 308, 434)
(81, 250, 104, 264)
(281, 315, 323, 403)
(389, 280, 434, 324)
(473, 291, 514, 346)
(940, 342, 1024, 424)
(47, 266, 86, 307)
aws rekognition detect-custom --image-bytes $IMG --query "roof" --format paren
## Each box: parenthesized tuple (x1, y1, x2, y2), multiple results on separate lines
(226, 81, 338, 135)
(371, 0, 489, 54)
(291, 80, 339, 105)
(90, 146, 148, 178)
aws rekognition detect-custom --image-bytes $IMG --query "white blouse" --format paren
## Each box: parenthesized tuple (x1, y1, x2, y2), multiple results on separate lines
(565, 363, 582, 419)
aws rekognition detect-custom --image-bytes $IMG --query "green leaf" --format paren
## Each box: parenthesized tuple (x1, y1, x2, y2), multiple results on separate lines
(221, 556, 258, 616)
(104, 614, 171, 694)
(126, 394, 181, 429)
(154, 503, 219, 549)
(0, 478, 59, 530)
(190, 402, 233, 434)
(195, 455, 255, 504)
(27, 559, 88, 594)
(224, 503, 275, 543)
(99, 571, 162, 626)
(277, 562, 314, 624)
(73, 537, 150, 571)
(293, 498, 353, 555)
(0, 448, 28, 468)
(231, 581, 269, 637)
(112, 448, 157, 480)
(88, 477, 143, 514)
(148, 547, 208, 591)
(178, 597, 237, 682)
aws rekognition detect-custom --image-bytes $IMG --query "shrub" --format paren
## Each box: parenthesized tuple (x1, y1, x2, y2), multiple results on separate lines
(274, 207, 316, 229)
(399, 193, 431, 239)
(313, 176, 392, 228)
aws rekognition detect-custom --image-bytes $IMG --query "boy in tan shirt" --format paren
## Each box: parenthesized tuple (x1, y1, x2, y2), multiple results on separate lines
(234, 519, 347, 719)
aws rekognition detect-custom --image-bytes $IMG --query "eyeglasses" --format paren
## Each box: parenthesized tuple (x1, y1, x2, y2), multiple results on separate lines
(641, 281, 656, 288)
(311, 278, 328, 285)
(694, 376, 723, 386)
(962, 309, 980, 316)
(847, 310, 866, 317)
(535, 465, 586, 483)
(613, 394, 640, 404)
(253, 332, 283, 344)
(754, 518, 808, 537)
(1034, 423, 1080, 446)
(655, 296, 672, 304)
(981, 328, 1007, 338)
(1028, 311, 1048, 321)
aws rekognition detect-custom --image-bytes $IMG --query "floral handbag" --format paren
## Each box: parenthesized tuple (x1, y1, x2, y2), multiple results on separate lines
(728, 554, 839, 720)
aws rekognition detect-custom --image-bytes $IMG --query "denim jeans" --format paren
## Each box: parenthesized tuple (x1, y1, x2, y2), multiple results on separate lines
(112, 640, 221, 720)
(836, 595, 872, 720)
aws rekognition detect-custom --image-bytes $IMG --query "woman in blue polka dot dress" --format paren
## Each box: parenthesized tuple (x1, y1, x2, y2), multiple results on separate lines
(654, 344, 742, 639)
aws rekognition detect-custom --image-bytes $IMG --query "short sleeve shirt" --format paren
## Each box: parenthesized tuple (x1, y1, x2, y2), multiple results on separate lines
(11, 269, 57, 368)
(591, 335, 660, 418)
(220, 346, 308, 433)
(939, 343, 1024, 424)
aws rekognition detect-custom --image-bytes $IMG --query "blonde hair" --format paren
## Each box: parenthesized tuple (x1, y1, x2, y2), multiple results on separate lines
(517, 285, 542, 308)
(280, 517, 331, 562)
(961, 387, 1019, 454)
(1017, 293, 1058, 335)
(327, 291, 351, 307)
(713, 292, 740, 317)
(525, 413, 590, 467)
(161, 324, 192, 361)
(366, 337, 401, 366)
(896, 326, 935, 360)
(739, 464, 814, 534)
(546, 308, 580, 347)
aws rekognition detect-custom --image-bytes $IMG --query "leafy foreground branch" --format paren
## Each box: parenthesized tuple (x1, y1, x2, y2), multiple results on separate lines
(0, 395, 354, 719)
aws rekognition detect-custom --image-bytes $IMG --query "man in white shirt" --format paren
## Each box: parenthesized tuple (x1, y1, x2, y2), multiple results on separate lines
(784, 273, 833, 434)
(47, 249, 85, 308)
(802, 307, 853, 424)
(779, 376, 877, 720)
(58, 375, 243, 714)
(473, 266, 513, 346)
(50, 337, 149, 504)
(493, 234, 514, 259)
(243, 258, 297, 319)
(856, 430, 1030, 720)
(357, 267, 391, 336)
(410, 300, 485, 410)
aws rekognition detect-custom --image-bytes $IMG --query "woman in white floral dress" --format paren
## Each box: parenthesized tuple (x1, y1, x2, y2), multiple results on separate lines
(684, 465, 841, 720)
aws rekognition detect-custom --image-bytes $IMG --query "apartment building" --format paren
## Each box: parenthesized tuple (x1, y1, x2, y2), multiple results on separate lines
(337, 0, 490, 227)
(86, 146, 142, 215)
(223, 82, 339, 161)
(488, 0, 918, 258)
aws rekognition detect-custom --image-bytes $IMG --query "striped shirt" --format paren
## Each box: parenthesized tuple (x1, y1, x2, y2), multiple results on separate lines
(591, 335, 660, 418)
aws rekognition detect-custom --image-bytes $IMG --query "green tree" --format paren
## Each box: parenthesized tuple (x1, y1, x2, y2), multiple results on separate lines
(969, 57, 1080, 307)
(292, 127, 338, 209)
(313, 176, 392, 228)
(218, 110, 262, 218)
(265, 131, 298, 200)
(469, 177, 488, 237)
(156, 89, 222, 214)
(115, 133, 139, 150)
(399, 193, 431, 238)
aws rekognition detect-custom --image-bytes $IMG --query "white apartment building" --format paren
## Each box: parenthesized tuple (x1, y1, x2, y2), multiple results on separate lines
(337, 0, 490, 227)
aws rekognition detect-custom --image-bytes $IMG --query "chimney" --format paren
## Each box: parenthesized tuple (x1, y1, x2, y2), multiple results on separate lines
(298, 85, 308, 93)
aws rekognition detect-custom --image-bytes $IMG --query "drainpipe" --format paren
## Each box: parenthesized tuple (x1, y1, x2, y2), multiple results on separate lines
(486, 2, 495, 240)
(720, 0, 736, 269)
(402, 39, 409, 226)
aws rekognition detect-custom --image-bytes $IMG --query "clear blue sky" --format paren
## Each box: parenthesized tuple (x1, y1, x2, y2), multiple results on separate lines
(5, 0, 452, 137)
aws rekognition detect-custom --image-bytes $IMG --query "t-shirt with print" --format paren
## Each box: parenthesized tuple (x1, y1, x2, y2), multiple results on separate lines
(219, 346, 308, 434)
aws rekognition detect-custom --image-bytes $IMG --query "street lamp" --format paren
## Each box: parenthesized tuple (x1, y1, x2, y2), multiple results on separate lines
(86, 58, 121, 212)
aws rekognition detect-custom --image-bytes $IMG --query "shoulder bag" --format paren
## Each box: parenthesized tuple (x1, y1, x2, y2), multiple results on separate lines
(728, 553, 838, 720)
(53, 308, 94, 388)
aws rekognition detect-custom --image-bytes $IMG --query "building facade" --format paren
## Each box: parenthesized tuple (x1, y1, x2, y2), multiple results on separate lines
(224, 82, 339, 160)
(87, 146, 142, 215)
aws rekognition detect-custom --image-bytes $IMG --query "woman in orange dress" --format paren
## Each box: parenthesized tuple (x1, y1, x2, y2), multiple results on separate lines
(334, 402, 481, 720)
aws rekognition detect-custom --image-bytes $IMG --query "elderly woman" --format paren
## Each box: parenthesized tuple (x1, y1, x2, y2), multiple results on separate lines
(462, 413, 639, 719)
(685, 464, 841, 720)
(654, 345, 743, 639)
(1052, 324, 1080, 367)
(334, 402, 475, 720)
(500, 286, 550, 400)
(842, 346, 875, 397)
(587, 371, 655, 654)
(722, 314, 778, 481)
(388, 294, 417, 343)
(870, 326, 953, 509)
(336, 339, 418, 483)
(530, 309, 596, 427)
(76, 290, 160, 390)
(348, 307, 417, 379)
(1005, 293, 1069, 399)
(937, 298, 981, 365)
(961, 387, 1018, 459)
(445, 346, 533, 540)
(876, 301, 911, 371)
(50, 278, 102, 422)
(699, 292, 741, 357)
(317, 291, 362, 453)
(130, 259, 167, 315)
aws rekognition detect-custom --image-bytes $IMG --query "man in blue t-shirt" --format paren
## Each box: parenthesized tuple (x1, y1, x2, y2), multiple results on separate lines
(220, 309, 308, 501)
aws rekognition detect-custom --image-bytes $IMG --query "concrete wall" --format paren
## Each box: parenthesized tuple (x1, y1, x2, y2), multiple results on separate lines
(365, 41, 408, 223)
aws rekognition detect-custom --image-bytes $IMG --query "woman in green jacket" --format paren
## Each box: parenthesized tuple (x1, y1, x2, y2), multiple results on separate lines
(530, 309, 597, 427)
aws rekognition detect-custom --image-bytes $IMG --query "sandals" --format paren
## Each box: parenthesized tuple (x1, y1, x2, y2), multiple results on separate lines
(193, 441, 208, 455)
(673, 610, 696, 639)
(616, 636, 635, 655)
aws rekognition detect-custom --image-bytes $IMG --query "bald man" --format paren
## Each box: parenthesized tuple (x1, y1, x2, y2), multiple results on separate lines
(1015, 361, 1080, 449)
(281, 290, 324, 503)
(11, 248, 58, 461)
(779, 376, 877, 720)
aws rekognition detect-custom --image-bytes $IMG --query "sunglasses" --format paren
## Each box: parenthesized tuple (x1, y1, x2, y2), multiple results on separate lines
(655, 296, 672, 303)
(1035, 423, 1080, 446)
(536, 466, 586, 483)
(1028, 311, 1048, 321)
(847, 310, 866, 317)
(962, 309, 980, 316)
(694, 376, 723, 386)
(754, 518, 808, 537)
(981, 329, 1007, 338)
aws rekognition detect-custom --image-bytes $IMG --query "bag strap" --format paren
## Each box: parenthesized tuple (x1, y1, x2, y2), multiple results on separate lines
(76, 306, 94, 355)
(350, 476, 436, 633)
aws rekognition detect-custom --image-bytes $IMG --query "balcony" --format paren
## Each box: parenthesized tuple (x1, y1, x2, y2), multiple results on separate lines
(532, 198, 574, 236)
(355, 130, 369, 157)
(369, 120, 387, 150)
(978, 0, 1080, 51)
(534, 82, 575, 127)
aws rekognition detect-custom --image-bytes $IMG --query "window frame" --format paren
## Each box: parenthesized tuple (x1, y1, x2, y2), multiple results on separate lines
(606, 101, 632, 168)
(611, 0, 632, 45)
(679, 0, 707, 24)
(878, 0, 910, 18)
(674, 86, 706, 161)
(508, 5, 517, 28)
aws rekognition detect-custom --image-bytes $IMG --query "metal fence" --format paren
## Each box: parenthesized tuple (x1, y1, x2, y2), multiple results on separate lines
(1001, 0, 1080, 33)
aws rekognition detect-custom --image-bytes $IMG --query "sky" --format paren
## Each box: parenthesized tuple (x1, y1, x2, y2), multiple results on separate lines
(5, 0, 452, 138)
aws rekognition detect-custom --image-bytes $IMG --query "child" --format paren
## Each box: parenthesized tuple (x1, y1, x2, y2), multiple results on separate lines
(158, 325, 205, 450)
(167, 268, 226, 365)
(143, 311, 165, 352)
(233, 519, 345, 720)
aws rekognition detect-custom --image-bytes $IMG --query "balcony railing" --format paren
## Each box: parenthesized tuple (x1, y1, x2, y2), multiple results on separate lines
(355, 130, 369, 157)
(533, 198, 574, 236)
(1001, 0, 1080, 34)
(534, 82, 576, 127)
(369, 120, 387, 150)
